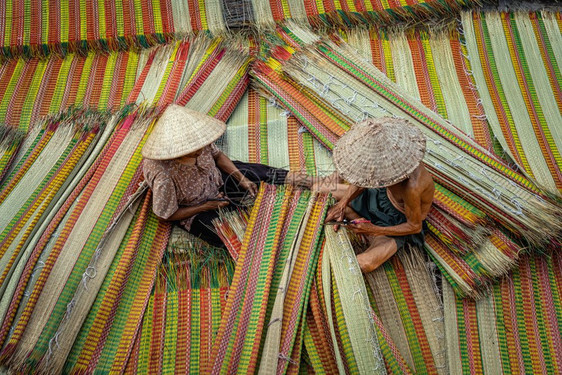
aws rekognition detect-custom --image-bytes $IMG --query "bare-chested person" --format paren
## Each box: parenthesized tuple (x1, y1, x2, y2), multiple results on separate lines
(316, 117, 435, 273)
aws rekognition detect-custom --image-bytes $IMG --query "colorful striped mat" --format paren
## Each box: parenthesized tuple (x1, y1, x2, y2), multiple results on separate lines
(0, 125, 25, 183)
(0, 51, 145, 131)
(444, 251, 562, 374)
(209, 184, 329, 374)
(126, 37, 251, 121)
(235, 0, 479, 29)
(223, 86, 335, 176)
(0, 110, 108, 302)
(0, 0, 226, 59)
(365, 245, 447, 374)
(461, 11, 562, 194)
(323, 229, 385, 374)
(342, 25, 493, 150)
(0, 110, 153, 372)
(63, 200, 171, 374)
(126, 243, 234, 374)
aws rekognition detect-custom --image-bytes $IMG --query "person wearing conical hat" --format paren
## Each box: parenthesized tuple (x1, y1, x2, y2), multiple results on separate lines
(142, 104, 295, 248)
(319, 117, 435, 273)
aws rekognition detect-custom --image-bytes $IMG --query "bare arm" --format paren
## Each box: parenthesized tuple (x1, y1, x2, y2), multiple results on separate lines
(161, 200, 229, 222)
(214, 151, 258, 196)
(348, 188, 423, 236)
(325, 185, 365, 230)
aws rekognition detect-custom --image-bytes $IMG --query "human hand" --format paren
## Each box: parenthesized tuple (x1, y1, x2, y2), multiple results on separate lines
(348, 221, 378, 235)
(325, 201, 347, 231)
(202, 193, 230, 210)
(239, 177, 258, 197)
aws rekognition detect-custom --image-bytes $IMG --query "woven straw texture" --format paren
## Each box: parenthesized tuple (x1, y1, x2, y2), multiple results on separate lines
(1, 3, 562, 374)
(334, 117, 426, 188)
(141, 104, 226, 160)
(444, 252, 562, 374)
(462, 11, 562, 194)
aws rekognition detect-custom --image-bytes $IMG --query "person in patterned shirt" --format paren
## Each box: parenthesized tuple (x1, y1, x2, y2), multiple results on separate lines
(142, 104, 291, 247)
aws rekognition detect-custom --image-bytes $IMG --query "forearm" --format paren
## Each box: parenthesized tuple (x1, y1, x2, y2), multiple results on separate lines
(370, 221, 422, 237)
(215, 152, 244, 181)
(341, 185, 364, 205)
(164, 204, 207, 221)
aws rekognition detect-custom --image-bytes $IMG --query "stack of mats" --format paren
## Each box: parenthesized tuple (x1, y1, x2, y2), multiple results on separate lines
(364, 244, 447, 374)
(126, 37, 251, 121)
(461, 11, 562, 195)
(62, 190, 171, 374)
(0, 0, 226, 59)
(209, 184, 330, 373)
(126, 233, 234, 374)
(0, 109, 110, 304)
(340, 25, 494, 150)
(0, 50, 146, 130)
(251, 24, 562, 297)
(0, 109, 155, 373)
(211, 192, 440, 374)
(444, 251, 562, 374)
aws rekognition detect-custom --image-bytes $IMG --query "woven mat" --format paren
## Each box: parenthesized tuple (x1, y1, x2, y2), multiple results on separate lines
(0, 112, 151, 372)
(0, 112, 107, 305)
(222, 87, 335, 176)
(123, 242, 232, 374)
(366, 246, 446, 374)
(461, 11, 562, 194)
(343, 26, 492, 149)
(0, 51, 145, 131)
(444, 251, 562, 374)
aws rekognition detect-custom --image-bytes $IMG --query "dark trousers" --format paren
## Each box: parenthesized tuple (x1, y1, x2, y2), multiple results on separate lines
(188, 161, 288, 248)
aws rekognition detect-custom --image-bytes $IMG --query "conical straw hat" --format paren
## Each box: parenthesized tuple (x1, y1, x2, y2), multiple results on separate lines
(142, 104, 226, 160)
(333, 117, 426, 188)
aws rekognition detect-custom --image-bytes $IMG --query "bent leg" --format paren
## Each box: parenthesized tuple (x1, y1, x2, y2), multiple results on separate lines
(356, 236, 398, 273)
(188, 210, 225, 248)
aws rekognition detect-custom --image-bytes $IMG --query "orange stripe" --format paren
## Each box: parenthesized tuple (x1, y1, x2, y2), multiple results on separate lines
(519, 257, 547, 373)
(462, 299, 484, 374)
(392, 257, 439, 373)
(248, 88, 260, 163)
(37, 58, 63, 118)
(175, 289, 190, 373)
(407, 31, 437, 111)
(501, 13, 562, 189)
(449, 33, 493, 149)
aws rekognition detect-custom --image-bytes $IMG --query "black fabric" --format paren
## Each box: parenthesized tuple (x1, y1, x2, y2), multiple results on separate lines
(187, 161, 288, 248)
(349, 188, 425, 249)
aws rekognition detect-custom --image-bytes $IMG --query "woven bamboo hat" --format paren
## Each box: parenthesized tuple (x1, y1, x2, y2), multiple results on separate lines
(333, 117, 426, 188)
(142, 104, 226, 160)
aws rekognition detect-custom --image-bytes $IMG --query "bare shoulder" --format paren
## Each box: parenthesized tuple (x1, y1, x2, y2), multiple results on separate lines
(406, 165, 434, 201)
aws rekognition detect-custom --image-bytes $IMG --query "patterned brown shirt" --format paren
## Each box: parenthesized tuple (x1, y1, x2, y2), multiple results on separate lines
(143, 144, 222, 230)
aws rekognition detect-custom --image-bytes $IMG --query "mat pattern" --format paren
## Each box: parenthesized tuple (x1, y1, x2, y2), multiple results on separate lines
(461, 11, 562, 194)
(444, 251, 562, 374)
(122, 240, 233, 375)
(0, 51, 144, 131)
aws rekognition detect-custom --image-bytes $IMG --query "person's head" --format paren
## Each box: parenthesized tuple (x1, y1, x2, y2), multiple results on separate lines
(333, 117, 426, 188)
(141, 104, 226, 161)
